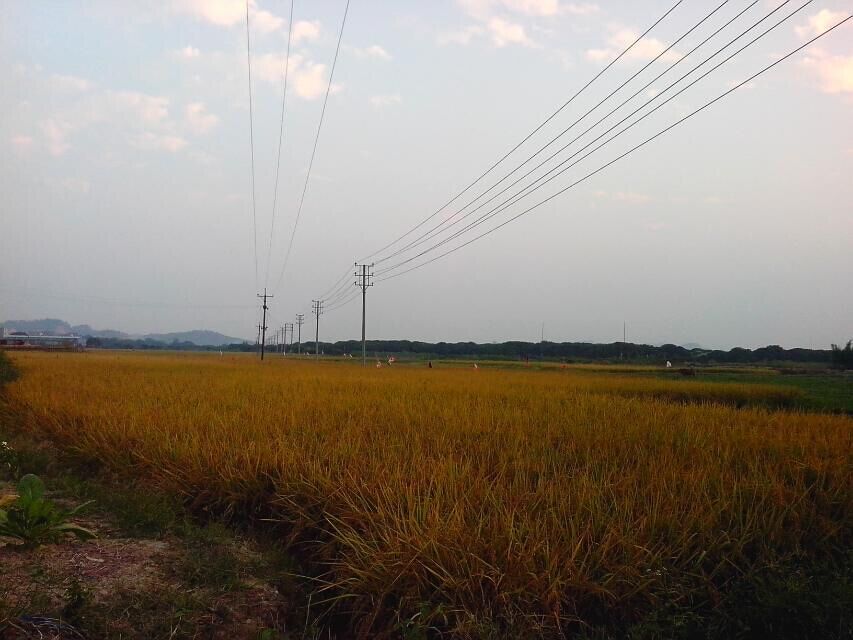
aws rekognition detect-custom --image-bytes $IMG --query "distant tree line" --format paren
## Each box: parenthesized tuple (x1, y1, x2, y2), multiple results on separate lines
(831, 340, 853, 369)
(83, 336, 837, 365)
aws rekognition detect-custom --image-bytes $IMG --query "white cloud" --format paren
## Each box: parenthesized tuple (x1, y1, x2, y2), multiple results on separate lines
(109, 91, 170, 126)
(185, 102, 219, 134)
(23, 65, 188, 156)
(49, 74, 93, 92)
(438, 25, 485, 46)
(587, 27, 681, 63)
(458, 0, 598, 19)
(292, 20, 321, 44)
(292, 61, 335, 99)
(177, 0, 245, 27)
(177, 0, 284, 33)
(252, 8, 285, 33)
(179, 45, 200, 58)
(795, 9, 846, 38)
(10, 135, 34, 153)
(350, 44, 392, 60)
(370, 93, 402, 108)
(800, 48, 853, 95)
(254, 53, 339, 100)
(40, 119, 73, 156)
(563, 3, 599, 16)
(131, 132, 188, 153)
(502, 0, 561, 16)
(449, 0, 596, 48)
(487, 17, 535, 47)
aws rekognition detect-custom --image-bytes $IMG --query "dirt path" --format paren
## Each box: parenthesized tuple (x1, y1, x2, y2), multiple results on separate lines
(1, 479, 292, 640)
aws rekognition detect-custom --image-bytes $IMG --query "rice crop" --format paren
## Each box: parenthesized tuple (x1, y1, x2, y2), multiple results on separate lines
(3, 351, 851, 637)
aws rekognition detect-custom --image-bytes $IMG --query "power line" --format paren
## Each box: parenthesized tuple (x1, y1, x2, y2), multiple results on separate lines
(324, 277, 359, 306)
(325, 290, 360, 313)
(377, 12, 851, 283)
(264, 0, 295, 289)
(376, 0, 811, 278)
(273, 0, 352, 295)
(373, 0, 743, 266)
(317, 266, 355, 305)
(357, 0, 687, 263)
(318, 266, 352, 299)
(245, 0, 259, 291)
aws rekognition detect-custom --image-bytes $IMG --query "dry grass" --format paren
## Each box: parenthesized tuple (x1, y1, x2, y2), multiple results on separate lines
(4, 351, 851, 637)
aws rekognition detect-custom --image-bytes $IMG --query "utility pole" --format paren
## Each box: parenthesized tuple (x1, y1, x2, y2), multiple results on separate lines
(355, 263, 374, 367)
(256, 288, 273, 360)
(312, 300, 323, 359)
(295, 314, 305, 354)
(284, 322, 294, 356)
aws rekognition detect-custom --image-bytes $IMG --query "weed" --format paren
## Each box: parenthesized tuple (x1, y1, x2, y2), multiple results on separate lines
(0, 474, 95, 547)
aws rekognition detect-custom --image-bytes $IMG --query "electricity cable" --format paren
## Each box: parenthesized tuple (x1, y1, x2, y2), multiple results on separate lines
(273, 0, 352, 295)
(377, 0, 810, 277)
(245, 0, 259, 291)
(374, 0, 748, 266)
(357, 0, 687, 263)
(264, 0, 295, 289)
(377, 12, 851, 282)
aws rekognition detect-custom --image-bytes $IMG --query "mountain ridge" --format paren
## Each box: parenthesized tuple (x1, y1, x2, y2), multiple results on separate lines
(1, 318, 245, 346)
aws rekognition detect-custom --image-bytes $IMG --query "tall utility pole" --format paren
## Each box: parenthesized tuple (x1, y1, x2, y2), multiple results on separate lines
(355, 263, 374, 367)
(256, 288, 273, 360)
(278, 326, 285, 354)
(283, 322, 294, 356)
(312, 300, 323, 359)
(295, 314, 305, 354)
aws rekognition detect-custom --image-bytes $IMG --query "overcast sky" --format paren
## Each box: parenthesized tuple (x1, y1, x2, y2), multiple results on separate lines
(1, 0, 851, 348)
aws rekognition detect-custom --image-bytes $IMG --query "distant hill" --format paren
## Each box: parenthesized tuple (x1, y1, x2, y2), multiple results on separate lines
(1, 318, 75, 335)
(2, 319, 242, 347)
(71, 324, 128, 339)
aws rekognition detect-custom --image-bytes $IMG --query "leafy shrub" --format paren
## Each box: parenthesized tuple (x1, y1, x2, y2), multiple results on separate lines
(0, 474, 95, 547)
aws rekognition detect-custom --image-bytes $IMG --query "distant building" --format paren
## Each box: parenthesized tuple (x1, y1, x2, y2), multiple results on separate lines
(0, 333, 84, 351)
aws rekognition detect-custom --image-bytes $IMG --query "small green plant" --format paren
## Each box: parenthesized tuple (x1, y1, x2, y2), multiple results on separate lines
(0, 474, 95, 547)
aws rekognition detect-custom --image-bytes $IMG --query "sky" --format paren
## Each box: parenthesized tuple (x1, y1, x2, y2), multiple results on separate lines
(1, 0, 851, 349)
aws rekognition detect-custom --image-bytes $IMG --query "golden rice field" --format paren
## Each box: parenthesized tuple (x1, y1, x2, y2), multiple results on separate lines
(3, 351, 852, 636)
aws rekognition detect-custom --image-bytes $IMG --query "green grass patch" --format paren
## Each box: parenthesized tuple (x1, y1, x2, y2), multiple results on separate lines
(660, 371, 853, 414)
